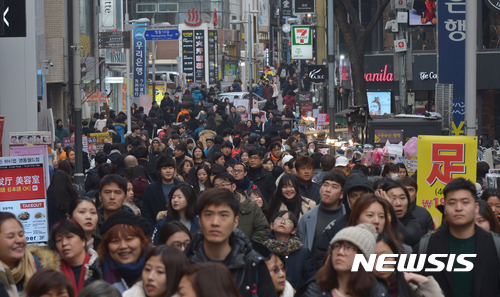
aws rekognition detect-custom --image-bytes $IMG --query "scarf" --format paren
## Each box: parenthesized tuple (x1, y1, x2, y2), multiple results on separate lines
(0, 261, 18, 297)
(103, 252, 147, 291)
(264, 236, 303, 256)
(60, 253, 91, 295)
(235, 176, 251, 192)
(8, 250, 36, 287)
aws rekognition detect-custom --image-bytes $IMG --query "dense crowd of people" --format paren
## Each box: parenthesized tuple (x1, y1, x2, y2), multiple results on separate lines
(6, 71, 500, 297)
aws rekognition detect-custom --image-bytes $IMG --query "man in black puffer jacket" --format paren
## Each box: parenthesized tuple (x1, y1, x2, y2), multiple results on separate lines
(185, 188, 276, 297)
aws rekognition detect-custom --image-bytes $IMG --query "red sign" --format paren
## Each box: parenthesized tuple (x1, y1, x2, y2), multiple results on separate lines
(425, 143, 466, 186)
(21, 202, 44, 209)
(0, 166, 45, 201)
(185, 8, 202, 27)
(364, 64, 394, 82)
(301, 103, 313, 117)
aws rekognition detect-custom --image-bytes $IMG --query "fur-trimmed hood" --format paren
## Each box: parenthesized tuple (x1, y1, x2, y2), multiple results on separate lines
(27, 246, 60, 270)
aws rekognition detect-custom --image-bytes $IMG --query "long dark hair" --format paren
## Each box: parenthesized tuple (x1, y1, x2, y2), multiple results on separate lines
(267, 173, 304, 220)
(166, 184, 197, 222)
(187, 164, 212, 193)
(144, 246, 189, 297)
(182, 263, 241, 297)
(347, 193, 400, 245)
(47, 170, 78, 212)
(158, 221, 192, 246)
(316, 243, 376, 295)
(477, 199, 500, 233)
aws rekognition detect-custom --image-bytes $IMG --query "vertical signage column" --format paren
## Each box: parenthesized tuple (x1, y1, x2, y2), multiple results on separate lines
(208, 30, 217, 84)
(182, 31, 195, 83)
(437, 0, 466, 135)
(194, 30, 206, 83)
(133, 26, 147, 97)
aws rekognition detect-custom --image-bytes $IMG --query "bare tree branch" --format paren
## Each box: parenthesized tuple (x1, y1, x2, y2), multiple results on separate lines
(337, 0, 362, 36)
(362, 0, 391, 41)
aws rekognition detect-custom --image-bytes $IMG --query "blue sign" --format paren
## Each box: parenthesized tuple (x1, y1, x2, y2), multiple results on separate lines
(144, 29, 180, 41)
(437, 0, 466, 135)
(132, 24, 147, 97)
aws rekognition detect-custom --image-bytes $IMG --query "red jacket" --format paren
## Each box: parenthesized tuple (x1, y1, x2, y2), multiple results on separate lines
(282, 94, 296, 107)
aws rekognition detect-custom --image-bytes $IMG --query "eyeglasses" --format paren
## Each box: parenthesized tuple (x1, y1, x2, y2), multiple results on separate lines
(331, 242, 357, 254)
(171, 240, 191, 249)
(270, 266, 287, 275)
(214, 183, 231, 188)
(275, 217, 293, 225)
(231, 169, 244, 174)
(249, 156, 261, 160)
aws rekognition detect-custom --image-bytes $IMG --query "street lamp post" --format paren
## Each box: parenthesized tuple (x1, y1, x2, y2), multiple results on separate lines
(231, 5, 258, 114)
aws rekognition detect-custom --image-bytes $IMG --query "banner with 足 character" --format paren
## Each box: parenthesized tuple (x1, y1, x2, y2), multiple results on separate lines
(0, 156, 48, 243)
(417, 135, 477, 227)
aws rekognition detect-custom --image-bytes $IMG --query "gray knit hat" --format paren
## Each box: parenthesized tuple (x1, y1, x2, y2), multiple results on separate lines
(330, 223, 377, 259)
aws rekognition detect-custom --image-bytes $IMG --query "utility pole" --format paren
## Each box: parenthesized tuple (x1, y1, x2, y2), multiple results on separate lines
(125, 0, 132, 134)
(397, 14, 407, 113)
(72, 0, 84, 190)
(465, 0, 477, 136)
(248, 4, 254, 113)
(152, 17, 156, 103)
(327, 0, 336, 138)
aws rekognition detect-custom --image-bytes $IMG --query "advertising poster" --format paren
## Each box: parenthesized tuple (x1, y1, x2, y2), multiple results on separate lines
(301, 103, 313, 117)
(62, 137, 89, 152)
(417, 136, 477, 227)
(10, 145, 51, 187)
(9, 131, 52, 146)
(0, 156, 48, 243)
(258, 0, 269, 26)
(85, 92, 107, 103)
(367, 91, 391, 115)
(88, 133, 112, 155)
(234, 99, 249, 120)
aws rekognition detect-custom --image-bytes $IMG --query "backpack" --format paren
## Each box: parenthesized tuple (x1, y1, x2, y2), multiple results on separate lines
(280, 68, 287, 78)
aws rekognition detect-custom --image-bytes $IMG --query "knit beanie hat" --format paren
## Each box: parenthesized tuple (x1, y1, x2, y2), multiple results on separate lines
(330, 223, 377, 259)
(101, 209, 151, 236)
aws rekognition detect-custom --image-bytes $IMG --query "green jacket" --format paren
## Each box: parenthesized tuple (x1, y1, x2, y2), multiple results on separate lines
(236, 190, 270, 244)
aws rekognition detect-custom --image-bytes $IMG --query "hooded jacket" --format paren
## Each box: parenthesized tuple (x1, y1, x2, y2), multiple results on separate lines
(185, 229, 277, 297)
(192, 89, 203, 105)
(235, 190, 270, 243)
(342, 172, 374, 212)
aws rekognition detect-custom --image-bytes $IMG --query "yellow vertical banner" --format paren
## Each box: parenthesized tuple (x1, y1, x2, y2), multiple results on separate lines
(417, 135, 477, 228)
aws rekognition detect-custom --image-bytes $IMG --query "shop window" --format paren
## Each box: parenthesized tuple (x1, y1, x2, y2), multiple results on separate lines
(482, 7, 500, 50)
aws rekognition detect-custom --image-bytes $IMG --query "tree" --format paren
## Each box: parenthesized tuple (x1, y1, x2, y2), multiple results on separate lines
(333, 0, 391, 106)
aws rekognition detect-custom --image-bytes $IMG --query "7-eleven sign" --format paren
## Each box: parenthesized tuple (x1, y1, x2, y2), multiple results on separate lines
(292, 26, 312, 46)
(291, 25, 313, 59)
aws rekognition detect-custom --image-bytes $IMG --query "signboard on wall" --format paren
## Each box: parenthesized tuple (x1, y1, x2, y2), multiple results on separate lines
(294, 0, 315, 13)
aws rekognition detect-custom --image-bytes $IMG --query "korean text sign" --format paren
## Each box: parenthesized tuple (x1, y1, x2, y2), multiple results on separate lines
(438, 0, 466, 135)
(417, 136, 476, 227)
(133, 25, 147, 97)
(0, 156, 48, 243)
